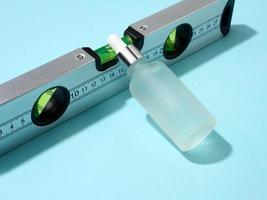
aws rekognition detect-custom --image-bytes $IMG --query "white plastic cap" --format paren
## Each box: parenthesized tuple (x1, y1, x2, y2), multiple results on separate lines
(108, 34, 127, 54)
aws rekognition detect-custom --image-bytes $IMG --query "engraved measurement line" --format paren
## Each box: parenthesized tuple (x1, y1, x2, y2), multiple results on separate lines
(0, 110, 32, 140)
(143, 15, 221, 62)
(0, 15, 221, 140)
(0, 65, 126, 140)
(192, 15, 221, 41)
(69, 65, 126, 103)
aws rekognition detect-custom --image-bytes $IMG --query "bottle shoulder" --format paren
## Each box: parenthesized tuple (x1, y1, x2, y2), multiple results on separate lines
(127, 59, 169, 77)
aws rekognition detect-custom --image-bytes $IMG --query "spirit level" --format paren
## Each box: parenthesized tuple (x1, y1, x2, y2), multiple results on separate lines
(0, 0, 235, 155)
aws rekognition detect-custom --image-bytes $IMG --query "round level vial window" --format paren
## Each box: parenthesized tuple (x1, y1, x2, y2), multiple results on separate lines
(31, 86, 70, 127)
(163, 23, 193, 60)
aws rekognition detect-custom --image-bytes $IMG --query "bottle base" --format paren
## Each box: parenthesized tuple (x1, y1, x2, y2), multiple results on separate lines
(179, 118, 217, 152)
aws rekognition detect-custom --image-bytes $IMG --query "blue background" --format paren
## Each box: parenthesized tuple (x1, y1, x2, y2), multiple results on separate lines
(0, 0, 266, 199)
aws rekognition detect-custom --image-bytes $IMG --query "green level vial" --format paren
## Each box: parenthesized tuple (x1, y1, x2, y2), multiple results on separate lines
(95, 35, 133, 67)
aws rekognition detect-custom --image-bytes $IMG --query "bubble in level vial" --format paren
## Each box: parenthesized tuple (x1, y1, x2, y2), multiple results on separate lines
(0, 65, 126, 140)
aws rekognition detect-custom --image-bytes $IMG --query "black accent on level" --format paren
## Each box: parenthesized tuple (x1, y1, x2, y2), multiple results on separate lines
(99, 59, 119, 72)
(82, 47, 119, 72)
(124, 26, 144, 50)
(31, 86, 70, 127)
(82, 47, 102, 70)
(163, 23, 193, 60)
(220, 0, 235, 36)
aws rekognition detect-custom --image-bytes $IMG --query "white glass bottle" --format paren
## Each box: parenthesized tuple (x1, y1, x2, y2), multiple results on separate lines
(108, 35, 216, 151)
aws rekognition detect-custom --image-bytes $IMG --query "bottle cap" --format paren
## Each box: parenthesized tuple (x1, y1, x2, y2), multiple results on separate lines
(108, 34, 143, 66)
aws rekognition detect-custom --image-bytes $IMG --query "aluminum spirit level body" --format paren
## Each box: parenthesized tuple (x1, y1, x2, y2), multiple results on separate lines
(0, 0, 235, 155)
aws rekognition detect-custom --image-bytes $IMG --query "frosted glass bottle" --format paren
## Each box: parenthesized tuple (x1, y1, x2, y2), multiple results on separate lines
(108, 34, 216, 151)
(127, 59, 216, 151)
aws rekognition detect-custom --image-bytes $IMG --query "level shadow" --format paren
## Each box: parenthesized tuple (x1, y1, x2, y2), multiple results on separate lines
(0, 90, 132, 175)
(146, 115, 232, 164)
(0, 24, 255, 173)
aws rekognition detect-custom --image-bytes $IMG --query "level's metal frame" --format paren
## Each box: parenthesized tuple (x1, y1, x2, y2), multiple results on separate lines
(0, 0, 235, 155)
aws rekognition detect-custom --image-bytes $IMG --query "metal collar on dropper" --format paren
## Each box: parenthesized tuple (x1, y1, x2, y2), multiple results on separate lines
(108, 34, 143, 66)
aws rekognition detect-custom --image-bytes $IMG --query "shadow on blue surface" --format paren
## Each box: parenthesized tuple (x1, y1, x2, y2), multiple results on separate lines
(183, 131, 232, 164)
(147, 115, 232, 164)
(0, 90, 131, 175)
(0, 24, 256, 174)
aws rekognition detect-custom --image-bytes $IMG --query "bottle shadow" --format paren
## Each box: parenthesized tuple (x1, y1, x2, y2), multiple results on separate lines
(146, 115, 232, 164)
(0, 24, 256, 174)
(182, 131, 232, 164)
